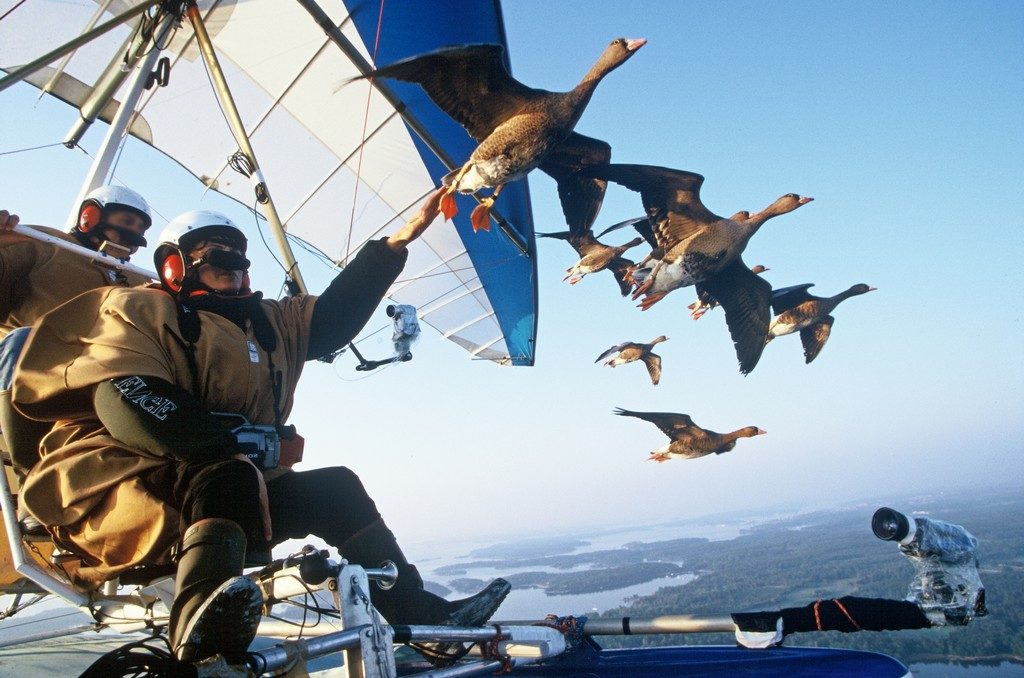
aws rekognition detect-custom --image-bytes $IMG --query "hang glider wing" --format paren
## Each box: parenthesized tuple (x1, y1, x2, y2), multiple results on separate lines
(0, 0, 537, 365)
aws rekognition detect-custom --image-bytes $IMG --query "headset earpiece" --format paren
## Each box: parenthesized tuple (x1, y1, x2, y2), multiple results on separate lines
(78, 202, 103, 233)
(161, 252, 186, 293)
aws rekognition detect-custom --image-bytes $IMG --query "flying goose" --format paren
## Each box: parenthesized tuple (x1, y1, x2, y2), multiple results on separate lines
(539, 229, 643, 289)
(613, 408, 765, 462)
(588, 164, 812, 373)
(767, 283, 877, 363)
(359, 39, 645, 232)
(595, 336, 668, 385)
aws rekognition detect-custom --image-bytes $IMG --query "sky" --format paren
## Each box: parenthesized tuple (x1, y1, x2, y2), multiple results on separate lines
(0, 0, 1022, 559)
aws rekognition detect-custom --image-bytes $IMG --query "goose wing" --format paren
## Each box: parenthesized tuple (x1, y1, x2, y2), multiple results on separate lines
(801, 315, 834, 363)
(614, 408, 696, 437)
(770, 283, 816, 314)
(640, 352, 663, 386)
(537, 230, 587, 256)
(608, 256, 636, 296)
(539, 132, 612, 235)
(365, 44, 544, 141)
(583, 164, 719, 248)
(595, 342, 631, 362)
(701, 258, 773, 374)
(598, 215, 656, 249)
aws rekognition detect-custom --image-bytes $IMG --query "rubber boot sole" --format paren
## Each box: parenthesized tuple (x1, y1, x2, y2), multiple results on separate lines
(413, 578, 511, 667)
(175, 576, 263, 665)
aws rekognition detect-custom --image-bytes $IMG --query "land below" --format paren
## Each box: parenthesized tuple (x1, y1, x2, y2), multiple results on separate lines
(425, 489, 1023, 667)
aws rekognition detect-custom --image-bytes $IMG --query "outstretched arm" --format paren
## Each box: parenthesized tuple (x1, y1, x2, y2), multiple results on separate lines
(306, 188, 444, 360)
(385, 187, 445, 252)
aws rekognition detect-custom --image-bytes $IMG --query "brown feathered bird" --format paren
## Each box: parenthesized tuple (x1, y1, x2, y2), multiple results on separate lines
(539, 229, 643, 291)
(358, 39, 645, 232)
(590, 164, 812, 374)
(595, 336, 668, 385)
(614, 408, 765, 463)
(767, 283, 877, 363)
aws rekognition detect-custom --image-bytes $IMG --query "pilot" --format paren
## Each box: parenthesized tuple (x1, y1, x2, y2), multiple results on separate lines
(13, 188, 509, 665)
(0, 186, 153, 477)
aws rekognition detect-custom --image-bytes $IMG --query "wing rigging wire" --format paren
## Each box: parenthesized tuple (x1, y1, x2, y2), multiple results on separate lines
(344, 0, 388, 263)
(0, 0, 27, 23)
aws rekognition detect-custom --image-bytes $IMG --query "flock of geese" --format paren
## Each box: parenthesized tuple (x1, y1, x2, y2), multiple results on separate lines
(359, 36, 875, 463)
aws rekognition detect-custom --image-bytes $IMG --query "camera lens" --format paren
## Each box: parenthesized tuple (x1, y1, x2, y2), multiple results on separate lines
(872, 507, 911, 541)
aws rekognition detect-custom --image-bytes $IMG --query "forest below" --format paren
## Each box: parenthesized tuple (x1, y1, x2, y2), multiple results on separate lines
(592, 490, 1023, 666)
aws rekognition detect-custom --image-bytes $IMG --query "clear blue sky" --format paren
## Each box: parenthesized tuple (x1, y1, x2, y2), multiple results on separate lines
(1, 1, 1022, 552)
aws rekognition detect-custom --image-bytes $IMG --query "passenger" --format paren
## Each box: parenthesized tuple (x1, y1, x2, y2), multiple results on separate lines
(13, 188, 509, 665)
(0, 186, 153, 477)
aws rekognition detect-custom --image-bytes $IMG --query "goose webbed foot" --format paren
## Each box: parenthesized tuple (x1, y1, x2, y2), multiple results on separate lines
(630, 275, 654, 301)
(637, 291, 667, 311)
(439, 189, 458, 220)
(470, 197, 494, 232)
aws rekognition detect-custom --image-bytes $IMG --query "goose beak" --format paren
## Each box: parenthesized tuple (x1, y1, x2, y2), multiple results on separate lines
(626, 38, 647, 52)
(798, 196, 814, 204)
(867, 286, 878, 292)
(756, 429, 767, 435)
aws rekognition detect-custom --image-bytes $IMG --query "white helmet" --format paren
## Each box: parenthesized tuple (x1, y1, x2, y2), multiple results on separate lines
(154, 210, 248, 293)
(74, 185, 152, 235)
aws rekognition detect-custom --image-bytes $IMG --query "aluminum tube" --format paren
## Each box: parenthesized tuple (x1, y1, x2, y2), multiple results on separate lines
(185, 2, 308, 294)
(0, 0, 162, 94)
(63, 29, 139, 148)
(0, 623, 98, 649)
(64, 11, 178, 229)
(248, 627, 363, 672)
(11, 225, 157, 279)
(0, 466, 89, 605)
(581, 614, 736, 635)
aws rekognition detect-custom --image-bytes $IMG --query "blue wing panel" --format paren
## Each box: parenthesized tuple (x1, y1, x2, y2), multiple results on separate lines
(344, 0, 538, 366)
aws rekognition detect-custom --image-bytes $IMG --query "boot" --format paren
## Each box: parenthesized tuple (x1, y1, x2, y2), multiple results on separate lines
(339, 519, 510, 666)
(171, 518, 264, 664)
(0, 389, 51, 481)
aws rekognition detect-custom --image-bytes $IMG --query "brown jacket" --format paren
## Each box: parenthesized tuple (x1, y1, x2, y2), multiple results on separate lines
(14, 285, 316, 586)
(0, 225, 149, 339)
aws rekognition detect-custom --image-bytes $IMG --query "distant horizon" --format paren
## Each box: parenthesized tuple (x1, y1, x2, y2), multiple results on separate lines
(404, 480, 1021, 558)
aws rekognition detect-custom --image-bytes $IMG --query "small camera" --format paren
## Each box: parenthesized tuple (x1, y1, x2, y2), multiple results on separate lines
(212, 412, 282, 470)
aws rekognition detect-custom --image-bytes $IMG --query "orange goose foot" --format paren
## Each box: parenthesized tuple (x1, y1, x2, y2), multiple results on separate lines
(630, 276, 654, 301)
(439, 189, 458, 221)
(647, 452, 670, 463)
(690, 306, 708, 320)
(637, 291, 667, 311)
(470, 198, 494, 232)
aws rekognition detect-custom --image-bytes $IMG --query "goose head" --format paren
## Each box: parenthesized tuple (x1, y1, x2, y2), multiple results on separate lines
(765, 193, 813, 216)
(847, 283, 877, 296)
(583, 38, 647, 83)
(746, 193, 813, 228)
